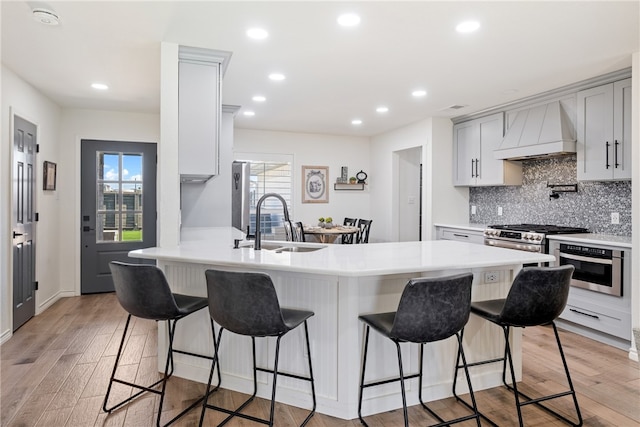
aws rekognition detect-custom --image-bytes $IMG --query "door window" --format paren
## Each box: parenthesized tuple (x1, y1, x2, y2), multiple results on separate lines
(96, 152, 144, 243)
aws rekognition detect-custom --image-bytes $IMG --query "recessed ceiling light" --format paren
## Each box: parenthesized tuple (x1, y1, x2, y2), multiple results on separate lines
(376, 106, 389, 113)
(247, 28, 268, 40)
(352, 119, 363, 125)
(337, 13, 360, 27)
(412, 90, 427, 97)
(268, 73, 286, 81)
(32, 8, 60, 25)
(252, 95, 266, 102)
(456, 20, 480, 33)
(243, 111, 256, 116)
(91, 83, 109, 90)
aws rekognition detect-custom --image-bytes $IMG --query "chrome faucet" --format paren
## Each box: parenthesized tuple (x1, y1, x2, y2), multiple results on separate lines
(254, 193, 290, 250)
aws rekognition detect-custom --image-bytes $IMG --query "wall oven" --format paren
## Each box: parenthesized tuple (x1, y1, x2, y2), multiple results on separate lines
(554, 243, 623, 297)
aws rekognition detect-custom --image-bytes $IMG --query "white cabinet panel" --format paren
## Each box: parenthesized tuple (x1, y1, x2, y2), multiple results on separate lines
(577, 78, 631, 181)
(452, 112, 522, 186)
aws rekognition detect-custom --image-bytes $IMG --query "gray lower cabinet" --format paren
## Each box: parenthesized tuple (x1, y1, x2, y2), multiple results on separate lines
(577, 78, 632, 181)
(452, 112, 522, 186)
(549, 240, 631, 346)
(435, 226, 485, 245)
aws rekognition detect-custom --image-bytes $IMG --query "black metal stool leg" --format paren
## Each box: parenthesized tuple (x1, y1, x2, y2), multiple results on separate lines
(301, 320, 316, 426)
(358, 325, 371, 426)
(199, 327, 224, 427)
(502, 326, 525, 427)
(394, 341, 409, 427)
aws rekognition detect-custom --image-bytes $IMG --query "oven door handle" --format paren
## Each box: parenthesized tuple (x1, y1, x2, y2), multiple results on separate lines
(559, 252, 612, 265)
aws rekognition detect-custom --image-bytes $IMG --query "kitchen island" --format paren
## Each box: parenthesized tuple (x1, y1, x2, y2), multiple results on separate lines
(129, 227, 554, 420)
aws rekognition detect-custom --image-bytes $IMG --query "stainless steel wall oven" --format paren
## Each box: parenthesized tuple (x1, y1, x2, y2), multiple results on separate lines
(554, 243, 623, 297)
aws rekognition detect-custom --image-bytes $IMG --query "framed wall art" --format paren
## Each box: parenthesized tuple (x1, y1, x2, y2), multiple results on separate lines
(43, 161, 57, 191)
(302, 165, 329, 203)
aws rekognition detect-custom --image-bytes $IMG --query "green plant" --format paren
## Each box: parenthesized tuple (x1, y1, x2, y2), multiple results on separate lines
(325, 217, 333, 223)
(349, 176, 357, 183)
(318, 217, 325, 222)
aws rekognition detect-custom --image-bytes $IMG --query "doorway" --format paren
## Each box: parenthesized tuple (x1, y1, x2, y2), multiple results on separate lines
(12, 115, 37, 331)
(80, 140, 157, 294)
(395, 146, 422, 242)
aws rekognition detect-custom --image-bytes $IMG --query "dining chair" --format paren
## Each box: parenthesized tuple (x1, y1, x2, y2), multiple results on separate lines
(356, 219, 372, 243)
(342, 217, 357, 244)
(294, 221, 306, 242)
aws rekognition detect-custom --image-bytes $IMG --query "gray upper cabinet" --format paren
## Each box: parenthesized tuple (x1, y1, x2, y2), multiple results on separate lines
(577, 78, 632, 181)
(178, 46, 232, 183)
(452, 112, 522, 186)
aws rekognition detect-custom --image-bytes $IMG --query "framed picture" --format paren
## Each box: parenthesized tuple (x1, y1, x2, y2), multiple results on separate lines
(302, 165, 329, 203)
(43, 161, 57, 191)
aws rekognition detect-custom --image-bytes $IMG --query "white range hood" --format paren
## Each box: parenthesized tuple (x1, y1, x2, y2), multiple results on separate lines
(494, 101, 576, 160)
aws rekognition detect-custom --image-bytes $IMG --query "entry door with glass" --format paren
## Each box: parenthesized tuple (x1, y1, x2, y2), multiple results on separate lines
(81, 140, 157, 294)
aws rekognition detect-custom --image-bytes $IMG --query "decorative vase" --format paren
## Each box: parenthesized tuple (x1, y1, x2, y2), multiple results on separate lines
(318, 222, 325, 228)
(325, 222, 334, 228)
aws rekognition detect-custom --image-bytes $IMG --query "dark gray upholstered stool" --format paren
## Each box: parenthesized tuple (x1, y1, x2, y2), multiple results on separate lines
(104, 262, 219, 427)
(358, 273, 480, 427)
(201, 269, 316, 427)
(454, 265, 582, 427)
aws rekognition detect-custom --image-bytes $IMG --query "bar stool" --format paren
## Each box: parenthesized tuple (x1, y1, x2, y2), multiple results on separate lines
(356, 219, 372, 243)
(453, 265, 582, 427)
(104, 262, 220, 427)
(200, 269, 316, 426)
(358, 273, 480, 427)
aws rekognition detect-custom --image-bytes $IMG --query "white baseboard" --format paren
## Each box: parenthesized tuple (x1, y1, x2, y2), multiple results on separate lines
(37, 290, 76, 314)
(0, 329, 12, 345)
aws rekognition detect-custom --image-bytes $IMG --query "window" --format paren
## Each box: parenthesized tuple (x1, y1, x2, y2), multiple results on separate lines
(236, 153, 293, 240)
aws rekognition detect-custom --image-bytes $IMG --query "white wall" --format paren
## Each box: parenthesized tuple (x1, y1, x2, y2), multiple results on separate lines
(58, 109, 160, 296)
(370, 118, 469, 243)
(233, 129, 371, 229)
(1, 65, 62, 341)
(631, 52, 639, 360)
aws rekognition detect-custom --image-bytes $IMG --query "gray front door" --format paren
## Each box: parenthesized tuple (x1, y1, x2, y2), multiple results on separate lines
(12, 115, 37, 331)
(81, 140, 157, 294)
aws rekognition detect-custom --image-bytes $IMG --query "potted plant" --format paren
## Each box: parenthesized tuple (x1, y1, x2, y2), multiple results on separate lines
(349, 176, 357, 184)
(318, 217, 325, 228)
(325, 217, 334, 228)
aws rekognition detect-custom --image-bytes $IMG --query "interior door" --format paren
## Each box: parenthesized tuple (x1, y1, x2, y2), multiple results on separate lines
(12, 115, 37, 331)
(81, 140, 157, 294)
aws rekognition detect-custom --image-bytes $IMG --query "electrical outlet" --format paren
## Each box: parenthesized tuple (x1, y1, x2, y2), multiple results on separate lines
(484, 271, 499, 283)
(611, 212, 620, 224)
(497, 206, 503, 216)
(471, 205, 477, 215)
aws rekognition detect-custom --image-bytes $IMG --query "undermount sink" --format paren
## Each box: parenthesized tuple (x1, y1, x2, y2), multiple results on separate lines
(241, 241, 327, 253)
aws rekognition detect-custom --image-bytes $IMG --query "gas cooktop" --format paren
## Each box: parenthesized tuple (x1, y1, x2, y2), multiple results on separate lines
(487, 224, 589, 234)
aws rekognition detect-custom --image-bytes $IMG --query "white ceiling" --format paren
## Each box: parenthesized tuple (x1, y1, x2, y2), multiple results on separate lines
(2, 1, 638, 137)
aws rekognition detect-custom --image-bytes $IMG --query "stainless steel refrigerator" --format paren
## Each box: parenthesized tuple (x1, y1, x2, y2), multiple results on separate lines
(231, 161, 250, 232)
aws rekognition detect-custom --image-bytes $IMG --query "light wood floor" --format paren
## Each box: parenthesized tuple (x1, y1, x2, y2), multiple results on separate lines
(1, 293, 639, 426)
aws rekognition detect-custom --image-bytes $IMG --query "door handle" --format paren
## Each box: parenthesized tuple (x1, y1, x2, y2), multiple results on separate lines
(614, 140, 620, 168)
(83, 226, 95, 232)
(13, 231, 23, 238)
(605, 141, 610, 169)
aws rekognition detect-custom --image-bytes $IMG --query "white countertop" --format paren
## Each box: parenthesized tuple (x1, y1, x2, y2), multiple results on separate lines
(547, 233, 632, 249)
(434, 223, 487, 232)
(130, 227, 554, 276)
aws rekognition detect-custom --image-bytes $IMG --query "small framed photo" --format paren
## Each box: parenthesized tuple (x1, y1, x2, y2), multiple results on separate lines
(43, 161, 57, 191)
(302, 165, 329, 203)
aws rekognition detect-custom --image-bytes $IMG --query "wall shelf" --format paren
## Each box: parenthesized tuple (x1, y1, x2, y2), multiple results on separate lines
(334, 183, 365, 191)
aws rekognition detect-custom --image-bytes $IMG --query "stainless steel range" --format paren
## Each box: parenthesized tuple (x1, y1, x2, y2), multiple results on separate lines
(484, 224, 589, 253)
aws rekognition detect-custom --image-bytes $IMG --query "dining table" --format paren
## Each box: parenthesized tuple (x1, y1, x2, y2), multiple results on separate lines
(302, 225, 359, 244)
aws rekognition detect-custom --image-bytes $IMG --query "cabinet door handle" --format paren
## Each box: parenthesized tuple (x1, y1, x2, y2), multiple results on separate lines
(569, 308, 599, 319)
(605, 141, 610, 169)
(475, 158, 479, 178)
(453, 233, 469, 238)
(471, 159, 475, 178)
(614, 140, 620, 168)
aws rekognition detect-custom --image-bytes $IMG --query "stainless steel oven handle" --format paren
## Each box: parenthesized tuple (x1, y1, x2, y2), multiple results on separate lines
(558, 252, 613, 265)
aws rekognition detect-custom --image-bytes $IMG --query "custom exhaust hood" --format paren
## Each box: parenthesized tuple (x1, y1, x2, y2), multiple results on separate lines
(494, 101, 576, 160)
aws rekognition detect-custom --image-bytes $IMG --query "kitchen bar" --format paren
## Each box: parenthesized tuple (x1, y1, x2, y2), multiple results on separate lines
(129, 227, 554, 420)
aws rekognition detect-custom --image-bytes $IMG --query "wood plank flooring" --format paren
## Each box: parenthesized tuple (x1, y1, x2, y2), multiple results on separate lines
(1, 293, 639, 426)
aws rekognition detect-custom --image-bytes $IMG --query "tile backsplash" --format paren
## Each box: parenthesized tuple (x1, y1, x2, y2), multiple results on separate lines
(469, 155, 631, 236)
